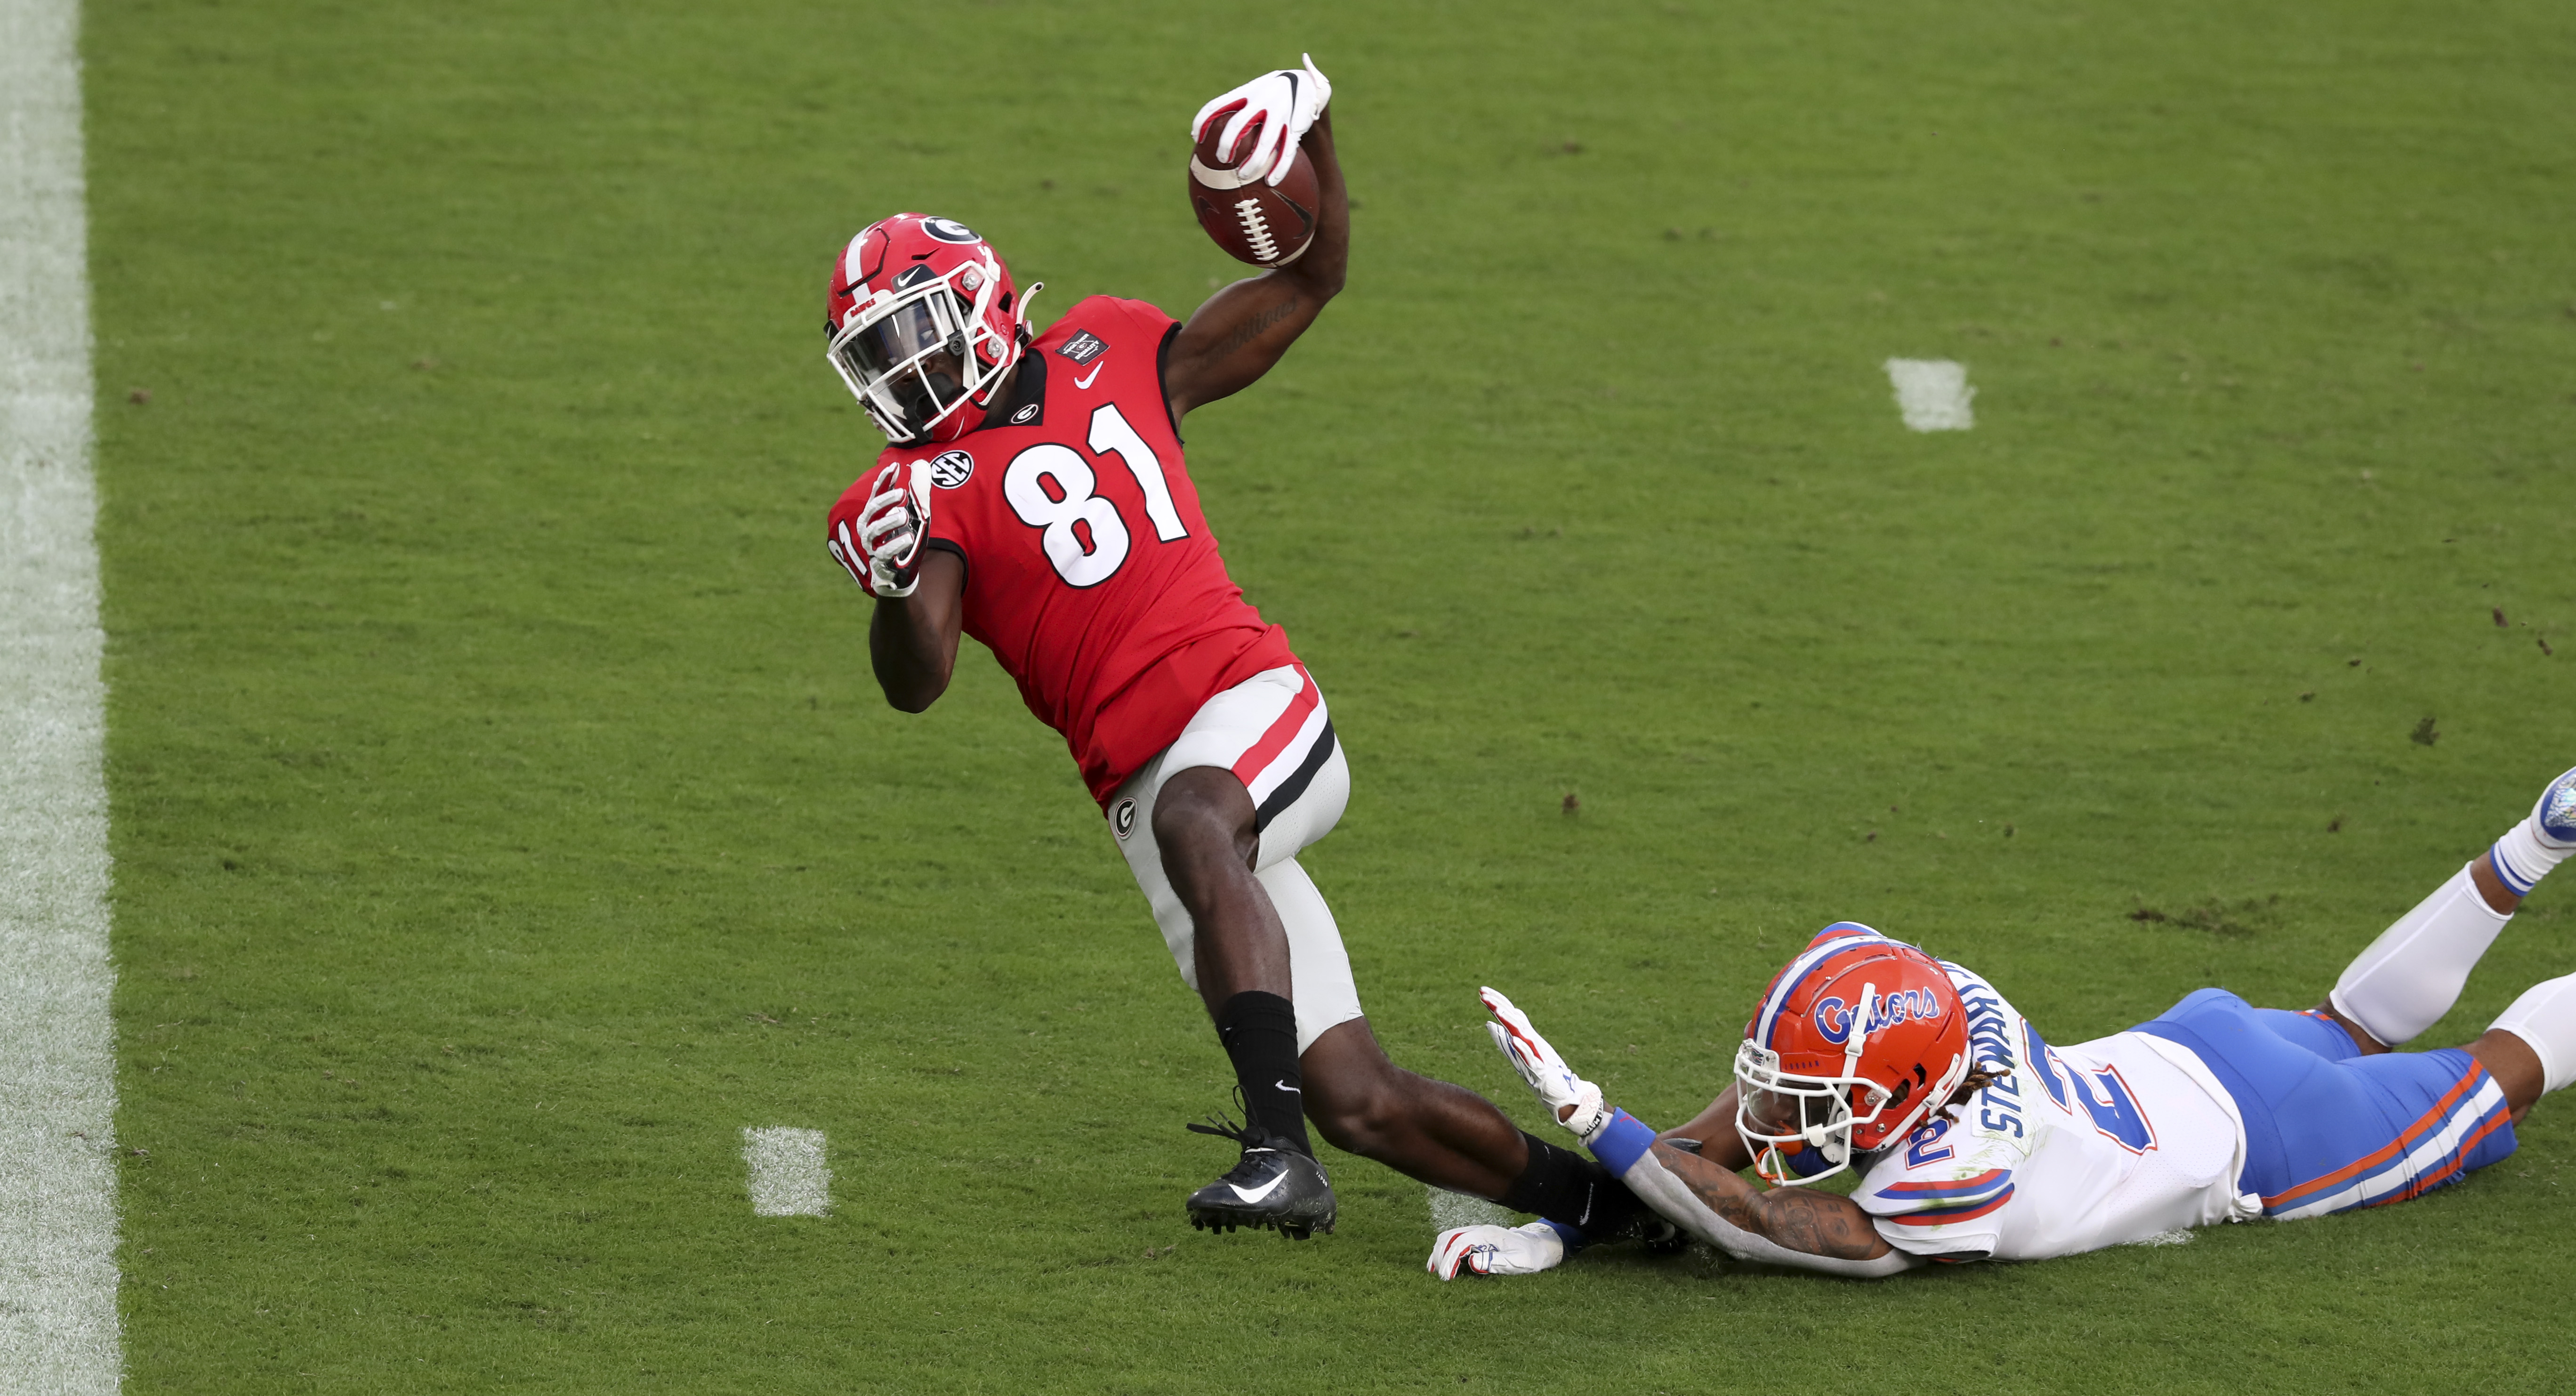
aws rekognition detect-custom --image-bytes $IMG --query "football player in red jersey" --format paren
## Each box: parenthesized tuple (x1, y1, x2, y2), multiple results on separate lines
(818, 61, 1652, 1243)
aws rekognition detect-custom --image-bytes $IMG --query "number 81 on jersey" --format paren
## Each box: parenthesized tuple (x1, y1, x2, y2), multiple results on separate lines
(1005, 403, 1189, 588)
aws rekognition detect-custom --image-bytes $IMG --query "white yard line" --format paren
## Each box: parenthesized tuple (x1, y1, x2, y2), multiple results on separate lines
(0, 0, 121, 1390)
(1884, 358, 1976, 432)
(742, 1128, 832, 1217)
(1425, 1187, 1512, 1232)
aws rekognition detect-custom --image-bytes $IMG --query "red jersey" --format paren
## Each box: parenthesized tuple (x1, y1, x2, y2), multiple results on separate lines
(828, 295, 1297, 804)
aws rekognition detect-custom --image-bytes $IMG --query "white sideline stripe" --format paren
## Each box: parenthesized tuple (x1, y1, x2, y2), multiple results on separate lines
(1426, 1187, 1513, 1232)
(2126, 1229, 2194, 1247)
(1884, 358, 1976, 432)
(1, 0, 120, 1390)
(743, 1128, 832, 1217)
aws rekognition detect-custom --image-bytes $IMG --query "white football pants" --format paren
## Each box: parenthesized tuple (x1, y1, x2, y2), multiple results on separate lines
(1105, 663, 1361, 1054)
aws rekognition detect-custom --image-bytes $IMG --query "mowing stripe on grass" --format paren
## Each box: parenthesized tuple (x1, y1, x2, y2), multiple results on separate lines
(0, 0, 121, 1390)
(1884, 358, 1976, 431)
(743, 1128, 832, 1216)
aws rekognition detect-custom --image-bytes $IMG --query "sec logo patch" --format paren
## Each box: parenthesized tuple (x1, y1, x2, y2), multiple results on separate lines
(928, 450, 974, 488)
(1113, 799, 1137, 840)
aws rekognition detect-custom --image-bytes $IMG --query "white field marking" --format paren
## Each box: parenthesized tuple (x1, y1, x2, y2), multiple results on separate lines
(2125, 1229, 2194, 1247)
(1884, 358, 1976, 432)
(742, 1128, 832, 1217)
(1426, 1187, 1513, 1232)
(1, 0, 120, 1389)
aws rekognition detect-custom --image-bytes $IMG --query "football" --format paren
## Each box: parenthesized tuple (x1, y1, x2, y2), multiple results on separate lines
(1187, 116, 1320, 268)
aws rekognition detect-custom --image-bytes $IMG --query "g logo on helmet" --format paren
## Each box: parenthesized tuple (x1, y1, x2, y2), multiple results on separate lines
(921, 217, 981, 244)
(1812, 996, 1855, 1045)
(928, 450, 974, 488)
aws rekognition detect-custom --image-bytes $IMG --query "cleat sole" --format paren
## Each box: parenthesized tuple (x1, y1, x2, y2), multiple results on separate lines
(1186, 1204, 1334, 1240)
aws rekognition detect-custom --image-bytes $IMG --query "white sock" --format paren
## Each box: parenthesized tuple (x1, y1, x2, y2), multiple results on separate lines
(2328, 861, 2512, 1047)
(2489, 974, 2576, 1094)
(2488, 819, 2572, 897)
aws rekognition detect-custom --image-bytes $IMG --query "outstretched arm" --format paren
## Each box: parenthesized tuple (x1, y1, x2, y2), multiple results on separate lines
(1479, 987, 1916, 1278)
(1622, 1134, 1908, 1267)
(1162, 109, 1348, 422)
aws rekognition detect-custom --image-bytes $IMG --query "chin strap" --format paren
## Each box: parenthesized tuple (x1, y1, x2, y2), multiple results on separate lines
(1014, 281, 1045, 349)
(960, 281, 1046, 416)
(1811, 981, 1879, 1150)
(975, 281, 1045, 408)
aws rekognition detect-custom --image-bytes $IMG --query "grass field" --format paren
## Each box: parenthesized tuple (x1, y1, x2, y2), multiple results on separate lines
(80, 0, 2576, 1389)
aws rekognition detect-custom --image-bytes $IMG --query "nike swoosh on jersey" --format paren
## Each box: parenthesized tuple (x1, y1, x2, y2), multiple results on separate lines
(1074, 363, 1104, 389)
(1275, 1080, 1301, 1094)
(1230, 1171, 1291, 1204)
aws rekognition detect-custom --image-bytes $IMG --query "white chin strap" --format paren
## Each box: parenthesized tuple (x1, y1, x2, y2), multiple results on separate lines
(1013, 281, 1045, 347)
(1812, 981, 1878, 1148)
(956, 280, 1043, 422)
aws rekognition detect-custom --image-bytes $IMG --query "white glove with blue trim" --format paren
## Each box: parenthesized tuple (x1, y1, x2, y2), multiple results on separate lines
(1428, 1220, 1569, 1280)
(1481, 986, 1612, 1144)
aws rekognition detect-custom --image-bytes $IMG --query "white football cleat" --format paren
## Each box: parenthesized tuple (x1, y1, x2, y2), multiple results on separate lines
(2534, 765, 2576, 848)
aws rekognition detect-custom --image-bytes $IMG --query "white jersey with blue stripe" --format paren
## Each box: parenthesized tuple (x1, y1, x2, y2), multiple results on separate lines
(1850, 963, 2262, 1261)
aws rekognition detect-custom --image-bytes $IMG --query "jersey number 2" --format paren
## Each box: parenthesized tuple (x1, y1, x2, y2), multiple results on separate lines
(2071, 1064, 2157, 1154)
(1003, 403, 1187, 588)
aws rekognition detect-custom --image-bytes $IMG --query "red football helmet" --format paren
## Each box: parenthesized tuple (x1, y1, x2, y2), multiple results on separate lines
(825, 213, 1043, 445)
(1732, 922, 1971, 1186)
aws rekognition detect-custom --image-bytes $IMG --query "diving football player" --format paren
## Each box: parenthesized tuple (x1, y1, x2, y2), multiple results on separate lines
(819, 59, 1648, 1244)
(1433, 765, 2576, 1277)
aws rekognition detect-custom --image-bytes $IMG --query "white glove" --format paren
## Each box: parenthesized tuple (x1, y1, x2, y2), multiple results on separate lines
(854, 459, 932, 597)
(1428, 1221, 1568, 1281)
(1191, 54, 1332, 187)
(1481, 986, 1612, 1144)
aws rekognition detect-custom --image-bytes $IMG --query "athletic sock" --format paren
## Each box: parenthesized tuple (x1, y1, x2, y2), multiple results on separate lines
(2488, 813, 2574, 897)
(2489, 974, 2576, 1095)
(2329, 860, 2512, 1047)
(1214, 991, 1312, 1155)
(1498, 1131, 1646, 1240)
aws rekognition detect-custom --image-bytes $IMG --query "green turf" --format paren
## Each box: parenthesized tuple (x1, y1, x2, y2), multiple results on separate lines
(87, 0, 2576, 1389)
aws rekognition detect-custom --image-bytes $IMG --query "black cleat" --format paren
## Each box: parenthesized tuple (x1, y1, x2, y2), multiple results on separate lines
(1183, 1114, 1337, 1240)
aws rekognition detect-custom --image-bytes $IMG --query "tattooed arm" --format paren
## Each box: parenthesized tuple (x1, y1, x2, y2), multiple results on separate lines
(1160, 110, 1348, 422)
(1583, 1113, 1916, 1277)
(1643, 1142, 1908, 1266)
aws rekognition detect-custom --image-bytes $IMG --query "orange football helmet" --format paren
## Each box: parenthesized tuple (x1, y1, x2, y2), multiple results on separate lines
(1733, 922, 1971, 1185)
